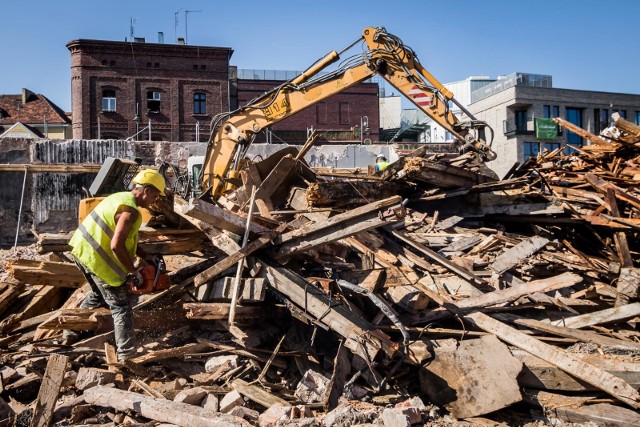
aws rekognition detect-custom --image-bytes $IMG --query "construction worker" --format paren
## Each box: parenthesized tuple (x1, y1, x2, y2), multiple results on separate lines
(375, 153, 390, 173)
(63, 169, 166, 361)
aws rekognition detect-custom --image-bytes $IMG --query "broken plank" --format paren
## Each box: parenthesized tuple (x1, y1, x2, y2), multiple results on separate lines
(193, 225, 284, 287)
(274, 216, 389, 260)
(264, 260, 397, 359)
(30, 354, 69, 427)
(176, 197, 270, 237)
(423, 287, 640, 408)
(458, 272, 582, 309)
(468, 312, 640, 409)
(489, 236, 550, 274)
(497, 314, 640, 351)
(550, 302, 640, 329)
(131, 343, 210, 365)
(183, 303, 262, 320)
(7, 260, 85, 288)
(515, 350, 640, 391)
(390, 229, 488, 287)
(83, 386, 251, 427)
(231, 379, 289, 408)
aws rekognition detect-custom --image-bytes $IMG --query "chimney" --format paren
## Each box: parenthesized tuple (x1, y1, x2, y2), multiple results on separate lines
(22, 88, 35, 104)
(177, 37, 185, 45)
(158, 32, 164, 44)
(134, 37, 146, 43)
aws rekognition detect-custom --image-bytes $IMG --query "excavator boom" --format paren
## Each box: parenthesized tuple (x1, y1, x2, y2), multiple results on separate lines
(199, 27, 495, 199)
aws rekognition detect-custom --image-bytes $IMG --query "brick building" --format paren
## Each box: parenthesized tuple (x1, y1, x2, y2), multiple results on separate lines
(67, 39, 380, 144)
(235, 69, 380, 144)
(67, 38, 233, 141)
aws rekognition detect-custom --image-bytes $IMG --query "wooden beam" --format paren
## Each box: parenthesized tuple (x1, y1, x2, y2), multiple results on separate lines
(7, 260, 85, 288)
(468, 312, 640, 409)
(489, 236, 550, 274)
(0, 164, 101, 173)
(265, 261, 397, 359)
(194, 224, 285, 288)
(421, 286, 640, 408)
(550, 302, 640, 329)
(497, 314, 640, 351)
(231, 379, 289, 408)
(30, 354, 69, 427)
(83, 386, 251, 427)
(176, 198, 270, 237)
(390, 230, 488, 287)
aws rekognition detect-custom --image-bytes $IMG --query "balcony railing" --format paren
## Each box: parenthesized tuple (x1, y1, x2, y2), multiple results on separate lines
(503, 118, 563, 138)
(503, 119, 535, 137)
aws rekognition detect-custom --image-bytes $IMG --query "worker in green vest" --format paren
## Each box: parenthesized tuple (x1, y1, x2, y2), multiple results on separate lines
(63, 169, 166, 361)
(375, 153, 390, 173)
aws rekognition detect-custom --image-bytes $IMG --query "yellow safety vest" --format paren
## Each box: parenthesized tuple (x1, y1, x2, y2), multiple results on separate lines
(376, 161, 390, 172)
(69, 192, 142, 287)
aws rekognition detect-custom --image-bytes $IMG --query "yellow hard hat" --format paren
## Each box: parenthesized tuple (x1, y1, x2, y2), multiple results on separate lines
(132, 169, 166, 196)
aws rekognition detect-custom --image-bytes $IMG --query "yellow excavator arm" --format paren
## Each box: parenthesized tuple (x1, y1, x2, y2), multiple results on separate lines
(199, 26, 495, 199)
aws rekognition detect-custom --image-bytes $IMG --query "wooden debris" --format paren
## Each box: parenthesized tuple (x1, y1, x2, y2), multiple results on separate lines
(83, 386, 251, 427)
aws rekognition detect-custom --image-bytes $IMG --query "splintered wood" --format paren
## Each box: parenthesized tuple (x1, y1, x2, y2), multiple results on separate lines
(2, 117, 640, 425)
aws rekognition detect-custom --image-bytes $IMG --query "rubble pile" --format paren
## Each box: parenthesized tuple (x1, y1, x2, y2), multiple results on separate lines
(1, 115, 640, 426)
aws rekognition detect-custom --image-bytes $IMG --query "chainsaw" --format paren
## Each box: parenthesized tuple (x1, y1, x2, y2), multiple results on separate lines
(127, 256, 171, 295)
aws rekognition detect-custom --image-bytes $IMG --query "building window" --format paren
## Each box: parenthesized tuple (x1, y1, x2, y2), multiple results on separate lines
(200, 65, 206, 70)
(636, 111, 640, 125)
(194, 93, 206, 115)
(102, 89, 116, 112)
(543, 142, 561, 152)
(543, 105, 559, 119)
(566, 107, 583, 150)
(515, 110, 528, 131)
(523, 142, 540, 159)
(147, 91, 161, 114)
(110, 60, 116, 66)
(101, 60, 107, 66)
(154, 63, 160, 68)
(595, 108, 608, 134)
(339, 102, 350, 125)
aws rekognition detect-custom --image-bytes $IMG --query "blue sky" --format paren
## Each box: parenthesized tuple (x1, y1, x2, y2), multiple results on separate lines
(2, 0, 639, 112)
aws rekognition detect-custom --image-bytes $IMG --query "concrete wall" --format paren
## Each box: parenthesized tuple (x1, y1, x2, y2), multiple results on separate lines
(0, 138, 398, 246)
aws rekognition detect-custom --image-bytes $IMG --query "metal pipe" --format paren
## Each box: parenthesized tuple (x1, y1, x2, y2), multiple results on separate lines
(13, 166, 28, 252)
(291, 51, 340, 86)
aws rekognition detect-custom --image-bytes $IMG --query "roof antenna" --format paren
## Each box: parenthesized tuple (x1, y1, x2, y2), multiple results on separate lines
(184, 10, 202, 45)
(130, 17, 137, 40)
(174, 9, 182, 43)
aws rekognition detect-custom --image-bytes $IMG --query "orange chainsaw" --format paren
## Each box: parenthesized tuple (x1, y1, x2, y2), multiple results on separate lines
(128, 257, 171, 295)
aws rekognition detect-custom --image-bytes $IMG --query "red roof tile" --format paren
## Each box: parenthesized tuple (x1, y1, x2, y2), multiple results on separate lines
(0, 91, 70, 126)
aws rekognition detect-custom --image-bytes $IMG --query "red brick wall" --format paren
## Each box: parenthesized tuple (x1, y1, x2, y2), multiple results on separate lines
(236, 80, 379, 143)
(68, 40, 232, 142)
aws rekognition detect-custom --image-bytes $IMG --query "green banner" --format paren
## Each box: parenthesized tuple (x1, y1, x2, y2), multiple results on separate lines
(536, 118, 558, 139)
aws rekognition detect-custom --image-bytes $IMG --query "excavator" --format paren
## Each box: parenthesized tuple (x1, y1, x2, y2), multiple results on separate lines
(80, 26, 496, 219)
(198, 26, 496, 200)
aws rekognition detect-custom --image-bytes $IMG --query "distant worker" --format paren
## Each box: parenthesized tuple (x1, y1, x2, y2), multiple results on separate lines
(375, 153, 390, 173)
(63, 169, 166, 361)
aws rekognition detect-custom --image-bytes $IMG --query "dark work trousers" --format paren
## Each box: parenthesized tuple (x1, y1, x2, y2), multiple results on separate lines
(63, 260, 136, 359)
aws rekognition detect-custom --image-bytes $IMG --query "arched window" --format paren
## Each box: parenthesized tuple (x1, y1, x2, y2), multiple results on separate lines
(194, 93, 206, 115)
